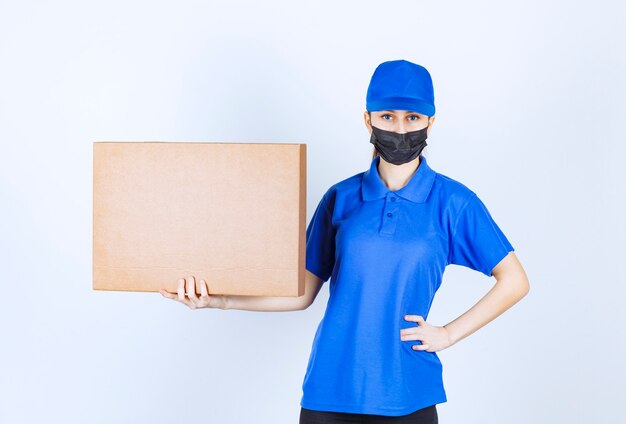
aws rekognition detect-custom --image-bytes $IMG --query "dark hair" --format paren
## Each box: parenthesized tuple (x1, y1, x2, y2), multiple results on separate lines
(371, 145, 380, 160)
(368, 111, 380, 160)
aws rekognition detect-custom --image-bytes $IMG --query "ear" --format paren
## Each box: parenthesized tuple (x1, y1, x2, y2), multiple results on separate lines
(427, 115, 435, 137)
(364, 110, 373, 133)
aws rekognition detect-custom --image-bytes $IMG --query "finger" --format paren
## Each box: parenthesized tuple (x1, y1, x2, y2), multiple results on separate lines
(187, 275, 200, 306)
(404, 315, 425, 325)
(199, 279, 210, 301)
(400, 331, 422, 342)
(176, 278, 196, 309)
(160, 289, 176, 299)
(177, 278, 186, 302)
(412, 343, 429, 351)
(400, 327, 420, 337)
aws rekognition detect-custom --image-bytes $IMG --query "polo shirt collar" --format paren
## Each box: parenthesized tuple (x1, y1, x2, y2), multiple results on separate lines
(361, 154, 436, 203)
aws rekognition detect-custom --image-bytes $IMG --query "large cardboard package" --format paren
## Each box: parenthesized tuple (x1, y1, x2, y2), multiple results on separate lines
(93, 142, 306, 297)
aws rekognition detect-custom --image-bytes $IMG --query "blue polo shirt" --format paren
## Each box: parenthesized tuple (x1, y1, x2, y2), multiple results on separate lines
(301, 154, 515, 416)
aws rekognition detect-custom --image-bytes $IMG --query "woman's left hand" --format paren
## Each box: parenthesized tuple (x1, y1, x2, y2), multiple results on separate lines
(400, 315, 453, 352)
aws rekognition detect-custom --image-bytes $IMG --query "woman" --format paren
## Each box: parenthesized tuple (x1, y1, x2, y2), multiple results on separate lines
(160, 59, 530, 423)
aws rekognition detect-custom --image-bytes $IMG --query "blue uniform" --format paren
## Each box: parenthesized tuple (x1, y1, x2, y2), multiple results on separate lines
(301, 154, 515, 416)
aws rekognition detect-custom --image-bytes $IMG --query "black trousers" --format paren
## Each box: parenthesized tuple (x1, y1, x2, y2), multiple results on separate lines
(299, 404, 438, 424)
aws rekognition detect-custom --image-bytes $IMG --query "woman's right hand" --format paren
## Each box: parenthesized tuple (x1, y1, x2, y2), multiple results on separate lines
(160, 276, 221, 310)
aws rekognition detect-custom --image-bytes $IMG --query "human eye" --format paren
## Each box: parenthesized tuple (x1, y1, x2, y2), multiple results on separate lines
(408, 115, 420, 121)
(382, 114, 392, 120)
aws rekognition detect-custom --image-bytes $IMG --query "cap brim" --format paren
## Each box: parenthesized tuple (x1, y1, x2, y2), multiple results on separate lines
(366, 97, 435, 116)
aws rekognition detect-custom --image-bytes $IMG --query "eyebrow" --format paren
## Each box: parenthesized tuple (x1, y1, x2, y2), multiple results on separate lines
(379, 110, 421, 115)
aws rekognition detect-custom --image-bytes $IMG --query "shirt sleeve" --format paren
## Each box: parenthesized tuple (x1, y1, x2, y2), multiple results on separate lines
(305, 194, 336, 283)
(448, 193, 515, 277)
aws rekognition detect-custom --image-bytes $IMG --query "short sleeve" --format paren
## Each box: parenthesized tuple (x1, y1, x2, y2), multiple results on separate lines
(306, 194, 336, 283)
(448, 193, 515, 277)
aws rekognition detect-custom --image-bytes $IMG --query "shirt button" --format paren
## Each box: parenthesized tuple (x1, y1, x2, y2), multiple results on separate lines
(391, 197, 396, 202)
(387, 212, 393, 217)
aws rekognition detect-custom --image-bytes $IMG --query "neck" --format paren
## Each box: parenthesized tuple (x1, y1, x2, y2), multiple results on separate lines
(376, 155, 421, 191)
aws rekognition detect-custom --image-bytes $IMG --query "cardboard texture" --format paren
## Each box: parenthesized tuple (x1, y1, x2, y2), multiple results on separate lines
(93, 142, 306, 297)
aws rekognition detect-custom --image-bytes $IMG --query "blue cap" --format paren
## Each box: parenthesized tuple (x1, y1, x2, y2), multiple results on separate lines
(366, 59, 436, 116)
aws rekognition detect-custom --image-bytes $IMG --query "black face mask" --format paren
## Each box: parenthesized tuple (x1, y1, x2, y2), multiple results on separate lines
(369, 124, 428, 165)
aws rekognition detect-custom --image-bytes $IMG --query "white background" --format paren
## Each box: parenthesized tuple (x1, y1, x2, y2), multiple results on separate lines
(1, 1, 624, 423)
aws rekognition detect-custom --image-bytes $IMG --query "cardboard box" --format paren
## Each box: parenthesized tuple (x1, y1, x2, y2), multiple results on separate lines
(93, 142, 306, 297)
